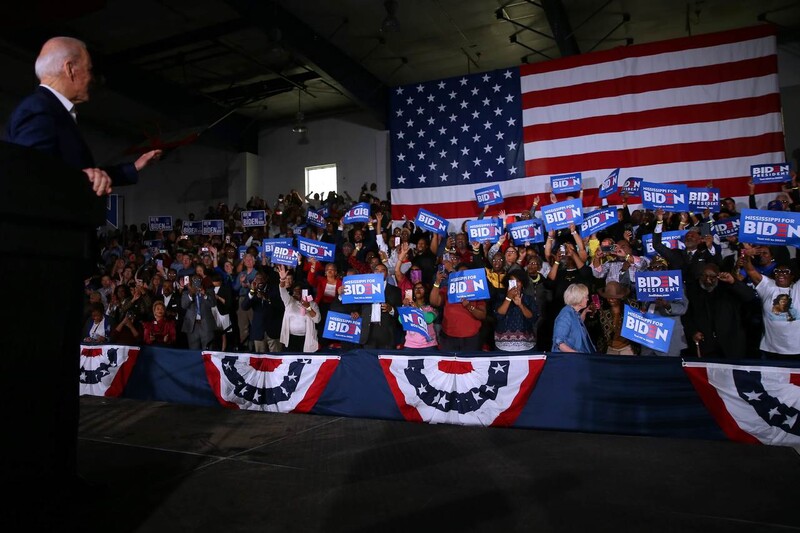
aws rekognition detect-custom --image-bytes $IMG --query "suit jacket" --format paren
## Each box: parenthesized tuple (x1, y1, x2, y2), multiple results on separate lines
(180, 289, 217, 337)
(5, 86, 137, 185)
(358, 283, 402, 347)
(653, 231, 720, 280)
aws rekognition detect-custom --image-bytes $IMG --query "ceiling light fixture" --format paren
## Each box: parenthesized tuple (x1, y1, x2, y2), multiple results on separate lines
(292, 89, 307, 135)
(380, 0, 400, 33)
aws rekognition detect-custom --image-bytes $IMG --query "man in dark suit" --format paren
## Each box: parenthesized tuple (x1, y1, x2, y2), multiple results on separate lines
(181, 275, 218, 350)
(652, 208, 720, 280)
(356, 263, 402, 349)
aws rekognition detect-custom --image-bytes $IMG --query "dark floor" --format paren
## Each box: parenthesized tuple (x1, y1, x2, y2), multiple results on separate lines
(66, 396, 800, 533)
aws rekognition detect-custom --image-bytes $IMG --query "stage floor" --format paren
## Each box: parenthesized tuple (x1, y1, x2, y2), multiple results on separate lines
(69, 396, 800, 533)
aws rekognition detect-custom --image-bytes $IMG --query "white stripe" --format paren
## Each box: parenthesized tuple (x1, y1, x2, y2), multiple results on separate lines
(525, 113, 784, 159)
(520, 36, 775, 93)
(522, 74, 779, 125)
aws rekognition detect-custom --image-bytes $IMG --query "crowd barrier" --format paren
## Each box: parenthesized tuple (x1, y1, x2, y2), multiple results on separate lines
(79, 345, 800, 447)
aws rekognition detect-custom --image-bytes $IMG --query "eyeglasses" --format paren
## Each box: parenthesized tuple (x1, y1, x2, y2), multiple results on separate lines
(774, 269, 792, 275)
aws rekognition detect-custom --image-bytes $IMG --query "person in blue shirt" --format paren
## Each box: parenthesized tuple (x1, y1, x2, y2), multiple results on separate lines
(551, 283, 597, 353)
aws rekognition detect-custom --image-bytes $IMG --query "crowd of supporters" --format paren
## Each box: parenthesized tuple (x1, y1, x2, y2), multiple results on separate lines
(82, 177, 800, 360)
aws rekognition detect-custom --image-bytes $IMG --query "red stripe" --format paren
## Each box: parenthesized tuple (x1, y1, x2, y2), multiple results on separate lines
(490, 358, 546, 428)
(106, 348, 139, 398)
(520, 25, 776, 76)
(524, 132, 785, 177)
(379, 358, 424, 423)
(390, 176, 782, 221)
(293, 358, 340, 413)
(202, 353, 242, 409)
(523, 94, 782, 143)
(683, 365, 761, 444)
(790, 373, 800, 386)
(522, 55, 777, 110)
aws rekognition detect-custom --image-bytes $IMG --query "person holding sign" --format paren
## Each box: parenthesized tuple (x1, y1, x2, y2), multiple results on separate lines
(400, 282, 438, 349)
(429, 263, 487, 352)
(551, 283, 597, 353)
(595, 282, 639, 356)
(636, 258, 688, 357)
(276, 265, 321, 352)
(653, 208, 719, 280)
(494, 272, 537, 352)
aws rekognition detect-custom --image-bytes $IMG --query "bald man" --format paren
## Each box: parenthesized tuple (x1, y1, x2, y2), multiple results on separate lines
(5, 36, 161, 195)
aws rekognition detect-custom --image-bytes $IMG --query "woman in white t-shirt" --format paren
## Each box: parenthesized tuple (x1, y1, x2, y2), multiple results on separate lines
(743, 256, 800, 359)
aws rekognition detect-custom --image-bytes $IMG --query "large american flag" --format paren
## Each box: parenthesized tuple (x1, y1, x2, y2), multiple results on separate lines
(390, 25, 785, 225)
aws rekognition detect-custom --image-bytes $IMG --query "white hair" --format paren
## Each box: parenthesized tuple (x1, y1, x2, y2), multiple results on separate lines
(563, 283, 589, 307)
(34, 37, 87, 81)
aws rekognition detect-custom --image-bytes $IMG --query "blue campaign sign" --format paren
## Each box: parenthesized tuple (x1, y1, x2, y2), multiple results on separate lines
(306, 209, 327, 229)
(447, 268, 490, 304)
(143, 239, 162, 253)
(297, 236, 336, 261)
(241, 210, 266, 227)
(541, 198, 584, 231)
(641, 182, 689, 212)
(318, 206, 330, 218)
(598, 168, 620, 199)
(688, 188, 720, 213)
(751, 163, 791, 184)
(148, 216, 173, 232)
(738, 209, 800, 247)
(341, 273, 385, 304)
(322, 312, 362, 343)
(465, 218, 504, 243)
(713, 215, 740, 238)
(550, 172, 582, 194)
(641, 230, 686, 257)
(182, 220, 203, 236)
(507, 218, 545, 245)
(398, 307, 431, 341)
(414, 208, 449, 236)
(621, 177, 643, 197)
(270, 245, 299, 267)
(237, 245, 249, 260)
(262, 238, 293, 258)
(202, 219, 225, 235)
(580, 207, 619, 239)
(474, 184, 504, 207)
(621, 305, 675, 353)
(634, 270, 684, 301)
(343, 202, 371, 224)
(105, 194, 120, 228)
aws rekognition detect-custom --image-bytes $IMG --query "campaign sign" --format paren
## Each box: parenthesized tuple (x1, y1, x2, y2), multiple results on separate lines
(507, 218, 545, 245)
(262, 238, 293, 258)
(143, 240, 162, 254)
(237, 245, 249, 260)
(241, 210, 266, 227)
(621, 305, 674, 353)
(318, 206, 330, 218)
(475, 184, 504, 207)
(621, 177, 643, 197)
(465, 218, 504, 244)
(297, 236, 336, 261)
(414, 208, 449, 236)
(540, 198, 584, 232)
(306, 209, 327, 229)
(738, 209, 800, 247)
(688, 188, 720, 213)
(202, 219, 224, 235)
(341, 273, 385, 304)
(447, 268, 490, 304)
(579, 207, 619, 239)
(398, 306, 431, 341)
(641, 230, 686, 257)
(148, 216, 173, 232)
(270, 245, 299, 267)
(713, 216, 740, 238)
(635, 270, 684, 301)
(106, 194, 120, 228)
(751, 163, 791, 184)
(598, 168, 620, 199)
(550, 172, 582, 194)
(182, 220, 203, 236)
(641, 182, 689, 212)
(322, 311, 362, 343)
(343, 202, 371, 224)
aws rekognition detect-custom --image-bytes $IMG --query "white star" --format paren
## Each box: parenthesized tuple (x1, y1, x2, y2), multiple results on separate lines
(449, 90, 457, 99)
(396, 131, 405, 139)
(768, 406, 781, 418)
(460, 123, 470, 132)
(460, 146, 470, 156)
(495, 131, 505, 140)
(427, 93, 435, 102)
(491, 362, 506, 374)
(409, 163, 416, 172)
(508, 141, 518, 151)
(450, 136, 458, 145)
(406, 96, 414, 105)
(459, 77, 468, 86)
(396, 109, 404, 117)
(509, 166, 518, 175)
(417, 129, 425, 138)
(280, 386, 288, 397)
(439, 149, 447, 158)
(417, 84, 424, 92)
(397, 153, 406, 161)
(460, 100, 469, 109)
(483, 144, 493, 153)
(472, 390, 482, 401)
(494, 107, 503, 116)
(496, 155, 506, 165)
(254, 390, 262, 401)
(471, 110, 480, 119)
(485, 168, 495, 178)
(287, 373, 298, 382)
(427, 139, 436, 148)
(417, 106, 424, 115)
(397, 176, 406, 184)
(406, 119, 414, 127)
(437, 394, 449, 407)
(783, 413, 797, 429)
(449, 113, 458, 122)
(437, 104, 446, 113)
(408, 140, 415, 149)
(396, 87, 404, 95)
(485, 385, 496, 393)
(483, 120, 492, 130)
(507, 117, 517, 126)
(743, 391, 762, 402)
(427, 117, 435, 125)
(504, 70, 512, 79)
(471, 87, 479, 96)
(482, 73, 490, 82)
(432, 393, 441, 404)
(472, 133, 481, 143)
(417, 384, 427, 394)
(450, 160, 459, 169)
(438, 126, 447, 135)
(482, 97, 490, 106)
(505, 94, 515, 103)
(440, 173, 448, 182)
(462, 170, 471, 180)
(224, 360, 233, 370)
(472, 157, 482, 167)
(429, 162, 437, 171)
(438, 81, 446, 89)
(492, 83, 501, 92)
(418, 175, 426, 183)
(418, 152, 425, 160)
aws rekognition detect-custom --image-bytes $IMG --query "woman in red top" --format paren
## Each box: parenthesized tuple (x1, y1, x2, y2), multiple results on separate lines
(142, 300, 177, 346)
(307, 258, 343, 348)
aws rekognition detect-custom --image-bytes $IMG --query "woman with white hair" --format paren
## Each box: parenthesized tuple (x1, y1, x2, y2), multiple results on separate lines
(551, 283, 597, 353)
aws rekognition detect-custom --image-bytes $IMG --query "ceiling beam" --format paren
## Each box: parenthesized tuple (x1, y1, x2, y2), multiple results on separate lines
(224, 0, 388, 128)
(540, 0, 581, 57)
